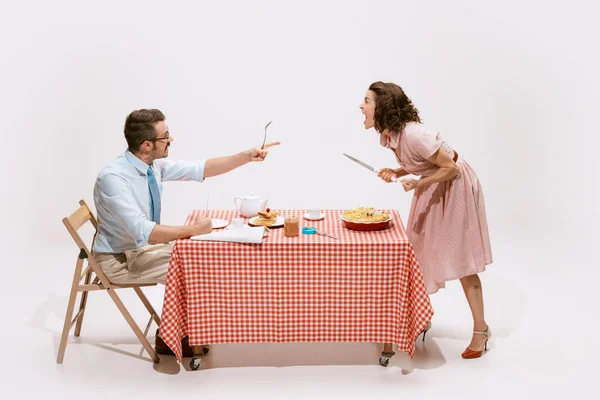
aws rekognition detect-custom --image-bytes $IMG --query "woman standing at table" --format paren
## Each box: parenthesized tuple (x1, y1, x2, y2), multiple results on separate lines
(359, 82, 493, 359)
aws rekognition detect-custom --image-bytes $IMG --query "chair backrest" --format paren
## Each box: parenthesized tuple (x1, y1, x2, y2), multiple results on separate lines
(66, 200, 97, 230)
(62, 200, 97, 256)
(62, 200, 114, 287)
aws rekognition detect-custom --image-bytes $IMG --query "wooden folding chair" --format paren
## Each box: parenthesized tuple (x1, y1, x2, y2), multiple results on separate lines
(57, 199, 161, 364)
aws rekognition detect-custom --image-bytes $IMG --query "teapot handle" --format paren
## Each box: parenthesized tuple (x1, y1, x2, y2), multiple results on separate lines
(234, 196, 243, 210)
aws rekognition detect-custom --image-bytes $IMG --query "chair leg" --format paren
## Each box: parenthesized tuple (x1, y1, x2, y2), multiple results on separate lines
(74, 269, 93, 337)
(105, 288, 160, 363)
(57, 257, 84, 364)
(133, 287, 161, 326)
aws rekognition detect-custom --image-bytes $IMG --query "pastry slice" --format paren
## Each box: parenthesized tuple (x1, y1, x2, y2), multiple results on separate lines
(257, 208, 278, 219)
(252, 217, 277, 226)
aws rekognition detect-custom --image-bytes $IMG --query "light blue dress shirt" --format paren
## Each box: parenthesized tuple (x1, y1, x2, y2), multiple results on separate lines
(93, 151, 205, 253)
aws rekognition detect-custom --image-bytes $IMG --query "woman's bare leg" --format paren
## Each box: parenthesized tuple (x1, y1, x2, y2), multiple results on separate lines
(459, 274, 488, 350)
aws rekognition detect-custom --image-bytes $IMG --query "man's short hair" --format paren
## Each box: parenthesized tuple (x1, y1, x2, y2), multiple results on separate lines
(124, 109, 165, 153)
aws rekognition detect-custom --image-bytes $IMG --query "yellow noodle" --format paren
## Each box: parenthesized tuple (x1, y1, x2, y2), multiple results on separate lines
(342, 207, 390, 222)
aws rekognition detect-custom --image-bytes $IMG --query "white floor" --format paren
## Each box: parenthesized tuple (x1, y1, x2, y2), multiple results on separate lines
(8, 237, 595, 400)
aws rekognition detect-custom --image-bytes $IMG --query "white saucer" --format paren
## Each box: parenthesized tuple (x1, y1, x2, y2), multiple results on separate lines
(303, 212, 324, 221)
(248, 215, 285, 228)
(211, 218, 230, 229)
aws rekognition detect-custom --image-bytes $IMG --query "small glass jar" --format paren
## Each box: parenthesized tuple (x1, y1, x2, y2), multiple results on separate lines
(284, 216, 299, 237)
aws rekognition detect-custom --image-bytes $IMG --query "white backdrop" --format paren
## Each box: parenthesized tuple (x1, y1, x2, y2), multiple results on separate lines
(2, 1, 600, 396)
(2, 0, 599, 293)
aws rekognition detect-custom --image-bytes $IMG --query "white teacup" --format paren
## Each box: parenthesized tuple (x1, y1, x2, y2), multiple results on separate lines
(307, 208, 321, 219)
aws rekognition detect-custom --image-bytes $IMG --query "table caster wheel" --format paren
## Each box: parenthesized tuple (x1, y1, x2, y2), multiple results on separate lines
(190, 358, 201, 370)
(379, 356, 390, 367)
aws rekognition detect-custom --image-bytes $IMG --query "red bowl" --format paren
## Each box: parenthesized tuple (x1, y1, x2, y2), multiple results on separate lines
(340, 215, 392, 231)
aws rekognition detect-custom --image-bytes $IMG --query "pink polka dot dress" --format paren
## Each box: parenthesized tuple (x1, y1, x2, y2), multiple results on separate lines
(380, 122, 493, 294)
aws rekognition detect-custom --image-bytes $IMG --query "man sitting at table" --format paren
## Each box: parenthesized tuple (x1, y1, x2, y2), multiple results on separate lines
(92, 108, 280, 355)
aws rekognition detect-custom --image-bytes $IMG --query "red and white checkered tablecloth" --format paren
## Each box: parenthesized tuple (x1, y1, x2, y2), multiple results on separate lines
(160, 209, 433, 362)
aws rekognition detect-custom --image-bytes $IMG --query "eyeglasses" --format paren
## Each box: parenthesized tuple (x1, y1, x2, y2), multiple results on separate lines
(147, 131, 171, 142)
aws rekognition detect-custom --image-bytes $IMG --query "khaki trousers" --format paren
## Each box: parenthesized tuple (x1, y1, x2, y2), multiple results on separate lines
(94, 242, 173, 285)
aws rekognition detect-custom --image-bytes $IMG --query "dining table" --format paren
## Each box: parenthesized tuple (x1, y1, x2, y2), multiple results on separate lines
(159, 209, 433, 370)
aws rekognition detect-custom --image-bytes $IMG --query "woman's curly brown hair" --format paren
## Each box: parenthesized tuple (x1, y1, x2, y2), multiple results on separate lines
(369, 81, 421, 134)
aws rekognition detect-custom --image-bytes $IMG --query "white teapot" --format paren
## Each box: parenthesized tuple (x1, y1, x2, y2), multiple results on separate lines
(234, 192, 268, 218)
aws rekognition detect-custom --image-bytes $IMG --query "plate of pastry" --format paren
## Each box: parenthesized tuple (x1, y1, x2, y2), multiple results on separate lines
(248, 208, 285, 228)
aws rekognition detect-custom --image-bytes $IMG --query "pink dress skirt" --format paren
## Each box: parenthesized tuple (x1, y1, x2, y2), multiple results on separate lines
(381, 122, 493, 294)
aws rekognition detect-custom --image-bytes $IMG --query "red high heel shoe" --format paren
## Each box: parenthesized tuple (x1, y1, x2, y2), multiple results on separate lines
(461, 326, 491, 359)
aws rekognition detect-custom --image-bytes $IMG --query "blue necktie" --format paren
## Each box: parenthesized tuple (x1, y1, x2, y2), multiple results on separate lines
(147, 166, 161, 224)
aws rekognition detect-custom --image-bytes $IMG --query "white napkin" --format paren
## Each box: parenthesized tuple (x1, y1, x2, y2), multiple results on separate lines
(190, 226, 265, 244)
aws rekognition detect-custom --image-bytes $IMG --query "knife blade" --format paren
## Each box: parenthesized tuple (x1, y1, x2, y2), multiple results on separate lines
(342, 153, 401, 183)
(342, 153, 378, 173)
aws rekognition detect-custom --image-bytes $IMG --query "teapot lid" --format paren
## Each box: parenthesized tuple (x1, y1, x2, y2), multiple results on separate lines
(244, 192, 260, 200)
